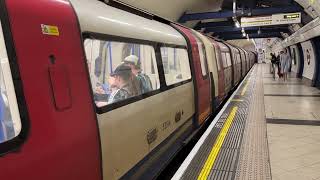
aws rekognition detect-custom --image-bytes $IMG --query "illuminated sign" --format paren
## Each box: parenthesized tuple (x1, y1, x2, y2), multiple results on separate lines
(241, 12, 301, 27)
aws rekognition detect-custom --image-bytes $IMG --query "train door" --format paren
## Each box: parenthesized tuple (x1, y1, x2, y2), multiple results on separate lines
(245, 51, 250, 72)
(239, 48, 246, 78)
(235, 50, 241, 83)
(218, 42, 232, 94)
(173, 25, 211, 125)
(0, 1, 101, 179)
(211, 39, 225, 104)
(192, 31, 219, 111)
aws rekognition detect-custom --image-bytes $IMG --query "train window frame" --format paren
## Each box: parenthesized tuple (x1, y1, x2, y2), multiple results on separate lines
(192, 34, 209, 79)
(82, 32, 191, 114)
(159, 45, 192, 86)
(0, 3, 30, 156)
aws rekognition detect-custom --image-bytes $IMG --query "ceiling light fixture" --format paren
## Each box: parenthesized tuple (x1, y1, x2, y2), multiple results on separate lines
(235, 21, 241, 28)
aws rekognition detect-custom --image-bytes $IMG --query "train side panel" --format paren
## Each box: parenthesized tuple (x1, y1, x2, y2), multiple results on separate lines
(72, 1, 196, 179)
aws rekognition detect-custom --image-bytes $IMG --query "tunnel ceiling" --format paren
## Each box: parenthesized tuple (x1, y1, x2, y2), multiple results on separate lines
(108, 0, 314, 48)
(108, 0, 224, 21)
(177, 0, 312, 41)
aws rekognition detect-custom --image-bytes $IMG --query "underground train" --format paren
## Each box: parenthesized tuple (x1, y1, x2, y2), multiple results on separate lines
(0, 0, 256, 179)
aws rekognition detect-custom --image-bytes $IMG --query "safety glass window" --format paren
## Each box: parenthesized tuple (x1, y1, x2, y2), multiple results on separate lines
(0, 27, 21, 144)
(84, 39, 160, 108)
(221, 53, 227, 68)
(160, 47, 191, 86)
(226, 53, 232, 66)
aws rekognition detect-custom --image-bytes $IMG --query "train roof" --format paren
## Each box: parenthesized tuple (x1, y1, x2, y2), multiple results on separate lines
(70, 0, 187, 46)
(217, 42, 230, 52)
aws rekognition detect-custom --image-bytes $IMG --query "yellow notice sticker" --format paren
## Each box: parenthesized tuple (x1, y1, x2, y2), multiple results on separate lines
(41, 24, 59, 36)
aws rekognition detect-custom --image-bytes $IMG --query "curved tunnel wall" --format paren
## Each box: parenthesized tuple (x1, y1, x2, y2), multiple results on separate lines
(301, 40, 317, 85)
(313, 36, 320, 88)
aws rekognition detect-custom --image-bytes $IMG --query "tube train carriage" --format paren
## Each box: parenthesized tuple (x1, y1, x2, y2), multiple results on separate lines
(0, 0, 256, 179)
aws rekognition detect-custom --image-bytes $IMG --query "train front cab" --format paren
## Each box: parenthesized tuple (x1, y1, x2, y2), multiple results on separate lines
(173, 24, 211, 125)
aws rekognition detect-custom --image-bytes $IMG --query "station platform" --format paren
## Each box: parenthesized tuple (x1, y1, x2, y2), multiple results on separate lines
(172, 64, 320, 180)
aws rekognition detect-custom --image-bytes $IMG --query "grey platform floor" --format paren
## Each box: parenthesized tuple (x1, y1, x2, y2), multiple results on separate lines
(173, 64, 320, 180)
(263, 64, 320, 180)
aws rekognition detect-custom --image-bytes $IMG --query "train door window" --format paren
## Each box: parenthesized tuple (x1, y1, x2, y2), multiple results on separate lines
(215, 51, 221, 71)
(84, 38, 160, 108)
(160, 47, 191, 86)
(226, 53, 232, 66)
(193, 35, 208, 76)
(221, 53, 227, 68)
(198, 44, 208, 76)
(237, 54, 241, 64)
(0, 29, 22, 144)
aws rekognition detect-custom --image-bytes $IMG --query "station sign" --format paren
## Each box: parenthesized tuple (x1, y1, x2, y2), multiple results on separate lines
(241, 12, 301, 27)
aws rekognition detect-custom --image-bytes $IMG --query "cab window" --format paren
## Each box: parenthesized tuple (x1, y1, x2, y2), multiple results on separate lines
(84, 38, 160, 108)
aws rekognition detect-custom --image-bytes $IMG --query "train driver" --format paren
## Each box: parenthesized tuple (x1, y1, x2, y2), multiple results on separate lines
(123, 55, 153, 94)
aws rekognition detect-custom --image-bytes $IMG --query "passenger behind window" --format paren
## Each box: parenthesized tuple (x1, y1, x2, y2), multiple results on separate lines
(123, 55, 153, 94)
(94, 83, 109, 107)
(0, 92, 14, 142)
(107, 64, 140, 104)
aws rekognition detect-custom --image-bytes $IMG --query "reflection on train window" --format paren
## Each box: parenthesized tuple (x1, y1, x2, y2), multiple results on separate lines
(160, 47, 191, 86)
(0, 59, 21, 144)
(84, 39, 160, 108)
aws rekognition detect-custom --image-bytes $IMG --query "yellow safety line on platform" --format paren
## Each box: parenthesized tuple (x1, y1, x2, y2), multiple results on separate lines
(197, 106, 238, 180)
(241, 81, 249, 96)
(232, 99, 243, 102)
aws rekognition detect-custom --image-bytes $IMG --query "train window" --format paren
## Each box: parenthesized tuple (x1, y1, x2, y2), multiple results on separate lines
(226, 53, 232, 66)
(198, 44, 208, 76)
(221, 53, 227, 68)
(84, 39, 160, 108)
(160, 47, 191, 86)
(237, 54, 241, 64)
(213, 49, 221, 71)
(0, 47, 22, 144)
